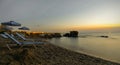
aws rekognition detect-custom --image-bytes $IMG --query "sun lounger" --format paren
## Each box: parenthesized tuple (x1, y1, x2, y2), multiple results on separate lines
(0, 34, 8, 38)
(3, 32, 44, 50)
(15, 32, 26, 40)
(15, 32, 47, 43)
(15, 32, 40, 41)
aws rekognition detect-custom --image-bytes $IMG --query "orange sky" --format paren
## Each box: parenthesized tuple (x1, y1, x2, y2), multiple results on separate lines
(68, 24, 120, 30)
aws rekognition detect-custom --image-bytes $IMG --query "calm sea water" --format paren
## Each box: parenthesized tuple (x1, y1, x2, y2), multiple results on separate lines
(50, 32, 120, 63)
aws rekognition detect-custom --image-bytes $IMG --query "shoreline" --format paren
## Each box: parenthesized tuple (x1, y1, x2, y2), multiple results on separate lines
(53, 44, 120, 64)
(51, 43, 120, 64)
(0, 41, 120, 65)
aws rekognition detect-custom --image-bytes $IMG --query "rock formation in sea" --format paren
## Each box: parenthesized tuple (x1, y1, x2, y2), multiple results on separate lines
(63, 31, 78, 37)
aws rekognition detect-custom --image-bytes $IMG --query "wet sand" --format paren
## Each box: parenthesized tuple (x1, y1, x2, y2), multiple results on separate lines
(0, 38, 120, 65)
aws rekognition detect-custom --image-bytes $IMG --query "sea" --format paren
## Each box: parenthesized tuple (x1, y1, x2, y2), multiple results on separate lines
(50, 32, 120, 63)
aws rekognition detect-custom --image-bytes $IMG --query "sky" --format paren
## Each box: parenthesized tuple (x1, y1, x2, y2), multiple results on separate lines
(0, 0, 120, 32)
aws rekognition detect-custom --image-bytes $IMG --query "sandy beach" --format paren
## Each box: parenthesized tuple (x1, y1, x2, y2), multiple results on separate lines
(0, 37, 119, 65)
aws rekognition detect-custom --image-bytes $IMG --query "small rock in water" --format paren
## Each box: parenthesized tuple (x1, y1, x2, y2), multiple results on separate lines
(100, 36, 109, 38)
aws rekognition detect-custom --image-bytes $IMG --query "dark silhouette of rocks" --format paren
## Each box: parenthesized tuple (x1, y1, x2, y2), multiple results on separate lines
(52, 33, 62, 38)
(63, 33, 70, 37)
(63, 31, 79, 37)
(70, 31, 78, 37)
(44, 34, 53, 38)
(100, 35, 109, 38)
(41, 33, 62, 38)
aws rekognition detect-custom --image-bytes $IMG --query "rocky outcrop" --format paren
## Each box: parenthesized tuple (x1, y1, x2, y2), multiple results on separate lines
(63, 31, 79, 37)
(52, 33, 62, 38)
(63, 33, 70, 37)
(70, 31, 78, 37)
(99, 35, 109, 38)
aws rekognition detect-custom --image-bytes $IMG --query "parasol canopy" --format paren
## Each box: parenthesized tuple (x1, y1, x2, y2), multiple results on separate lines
(1, 21, 21, 26)
(18, 26, 30, 30)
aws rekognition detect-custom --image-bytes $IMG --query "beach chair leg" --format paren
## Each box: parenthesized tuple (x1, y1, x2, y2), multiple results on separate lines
(6, 44, 12, 50)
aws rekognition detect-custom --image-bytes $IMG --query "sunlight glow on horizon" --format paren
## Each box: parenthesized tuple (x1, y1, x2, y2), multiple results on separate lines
(66, 24, 120, 30)
(28, 23, 120, 32)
